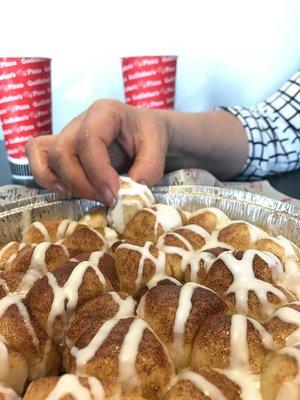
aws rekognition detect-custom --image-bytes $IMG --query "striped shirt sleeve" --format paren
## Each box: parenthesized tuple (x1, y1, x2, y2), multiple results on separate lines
(223, 71, 300, 181)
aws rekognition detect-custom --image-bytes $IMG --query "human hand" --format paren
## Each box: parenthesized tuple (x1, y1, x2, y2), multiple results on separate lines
(26, 99, 170, 205)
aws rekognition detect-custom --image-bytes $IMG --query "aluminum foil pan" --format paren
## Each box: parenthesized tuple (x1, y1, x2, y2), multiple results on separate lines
(0, 185, 299, 245)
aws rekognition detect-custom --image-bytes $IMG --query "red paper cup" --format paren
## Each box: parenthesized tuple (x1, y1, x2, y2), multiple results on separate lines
(121, 56, 177, 110)
(0, 57, 52, 180)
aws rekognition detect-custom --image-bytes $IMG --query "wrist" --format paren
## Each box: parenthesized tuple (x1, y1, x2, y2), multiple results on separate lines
(153, 109, 174, 152)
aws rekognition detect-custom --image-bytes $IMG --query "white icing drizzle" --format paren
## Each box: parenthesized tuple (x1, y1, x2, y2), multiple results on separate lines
(30, 221, 51, 242)
(275, 347, 300, 400)
(145, 204, 183, 235)
(157, 225, 210, 273)
(249, 317, 275, 349)
(272, 303, 300, 346)
(29, 242, 52, 273)
(0, 293, 39, 348)
(189, 207, 230, 230)
(182, 249, 218, 282)
(18, 270, 43, 295)
(218, 250, 284, 279)
(88, 250, 106, 267)
(173, 282, 211, 357)
(89, 228, 107, 248)
(222, 369, 262, 400)
(118, 241, 166, 291)
(44, 374, 105, 400)
(230, 314, 249, 370)
(200, 230, 234, 252)
(108, 291, 136, 319)
(229, 314, 274, 371)
(219, 250, 286, 316)
(226, 279, 287, 316)
(56, 220, 79, 241)
(0, 339, 9, 384)
(2, 243, 27, 268)
(0, 384, 20, 400)
(146, 274, 182, 290)
(107, 177, 155, 234)
(87, 376, 106, 400)
(0, 242, 19, 261)
(118, 318, 147, 387)
(275, 236, 300, 272)
(243, 222, 270, 244)
(72, 318, 119, 373)
(46, 261, 107, 336)
(218, 220, 270, 246)
(179, 370, 228, 400)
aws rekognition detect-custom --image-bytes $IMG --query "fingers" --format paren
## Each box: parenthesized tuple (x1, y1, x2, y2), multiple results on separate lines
(128, 123, 168, 187)
(26, 99, 169, 203)
(47, 138, 105, 201)
(25, 136, 69, 197)
(75, 100, 123, 198)
(46, 114, 108, 201)
(46, 101, 122, 204)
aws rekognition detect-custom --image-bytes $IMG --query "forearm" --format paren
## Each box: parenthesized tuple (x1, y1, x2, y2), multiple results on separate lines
(160, 109, 249, 180)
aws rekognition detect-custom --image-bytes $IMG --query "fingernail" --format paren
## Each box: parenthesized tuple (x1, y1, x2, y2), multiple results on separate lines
(99, 187, 116, 206)
(54, 182, 68, 197)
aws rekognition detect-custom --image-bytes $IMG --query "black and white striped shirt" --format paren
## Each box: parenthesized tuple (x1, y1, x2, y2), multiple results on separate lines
(224, 71, 300, 181)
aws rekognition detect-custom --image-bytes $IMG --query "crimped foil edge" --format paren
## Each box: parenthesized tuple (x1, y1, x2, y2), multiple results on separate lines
(0, 186, 299, 245)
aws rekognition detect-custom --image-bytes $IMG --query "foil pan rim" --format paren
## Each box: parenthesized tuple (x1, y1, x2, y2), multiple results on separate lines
(154, 185, 298, 217)
(0, 185, 297, 218)
(0, 185, 299, 246)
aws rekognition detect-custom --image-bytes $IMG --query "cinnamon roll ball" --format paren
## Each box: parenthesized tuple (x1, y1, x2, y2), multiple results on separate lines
(60, 251, 119, 290)
(4, 243, 69, 273)
(26, 260, 112, 345)
(218, 221, 269, 250)
(107, 176, 155, 234)
(137, 274, 182, 300)
(163, 366, 241, 400)
(0, 384, 20, 400)
(255, 238, 286, 263)
(191, 314, 276, 373)
(65, 291, 136, 348)
(224, 282, 295, 321)
(261, 346, 300, 400)
(64, 317, 175, 400)
(24, 375, 147, 400)
(0, 293, 60, 381)
(137, 282, 227, 370)
(157, 225, 210, 281)
(188, 207, 230, 233)
(115, 240, 169, 296)
(256, 235, 300, 280)
(23, 374, 106, 400)
(0, 339, 28, 395)
(184, 247, 230, 284)
(23, 219, 80, 244)
(0, 242, 27, 270)
(264, 302, 300, 347)
(61, 226, 107, 257)
(123, 204, 187, 243)
(202, 250, 283, 297)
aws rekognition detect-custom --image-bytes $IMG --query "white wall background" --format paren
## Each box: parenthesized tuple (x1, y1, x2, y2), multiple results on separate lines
(0, 0, 299, 138)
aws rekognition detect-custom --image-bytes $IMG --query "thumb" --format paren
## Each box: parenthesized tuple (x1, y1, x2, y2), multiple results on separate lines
(128, 133, 167, 187)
